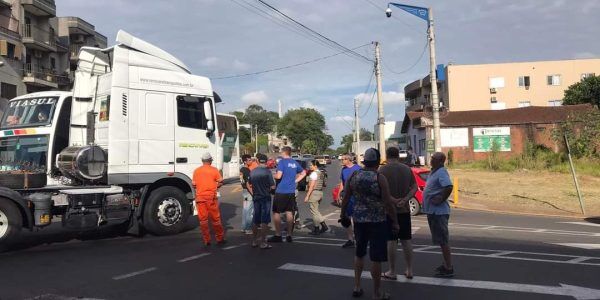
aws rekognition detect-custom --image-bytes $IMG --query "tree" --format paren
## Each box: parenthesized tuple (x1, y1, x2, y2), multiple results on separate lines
(360, 128, 374, 141)
(340, 134, 354, 153)
(553, 109, 600, 158)
(301, 140, 317, 154)
(243, 105, 279, 134)
(278, 108, 331, 153)
(563, 75, 600, 108)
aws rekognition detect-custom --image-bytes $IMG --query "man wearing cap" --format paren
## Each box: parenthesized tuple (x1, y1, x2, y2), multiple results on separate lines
(193, 152, 226, 246)
(248, 153, 275, 249)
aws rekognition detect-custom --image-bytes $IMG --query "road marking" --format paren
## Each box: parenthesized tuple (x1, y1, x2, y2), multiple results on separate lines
(278, 263, 600, 300)
(223, 243, 248, 250)
(411, 220, 600, 237)
(24, 295, 105, 300)
(294, 237, 600, 267)
(177, 253, 211, 263)
(553, 243, 600, 250)
(560, 222, 600, 228)
(301, 212, 338, 228)
(112, 267, 158, 280)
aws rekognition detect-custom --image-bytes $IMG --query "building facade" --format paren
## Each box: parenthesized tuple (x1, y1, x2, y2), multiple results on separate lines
(401, 104, 593, 163)
(405, 58, 600, 112)
(0, 0, 106, 101)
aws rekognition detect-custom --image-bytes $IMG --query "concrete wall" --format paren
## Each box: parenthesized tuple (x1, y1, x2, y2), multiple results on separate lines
(440, 124, 562, 163)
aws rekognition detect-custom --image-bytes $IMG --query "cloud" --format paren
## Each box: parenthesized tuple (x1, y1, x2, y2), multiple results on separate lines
(299, 100, 325, 111)
(200, 56, 220, 67)
(331, 115, 353, 122)
(353, 91, 405, 105)
(241, 91, 269, 104)
(232, 59, 250, 71)
(573, 52, 596, 59)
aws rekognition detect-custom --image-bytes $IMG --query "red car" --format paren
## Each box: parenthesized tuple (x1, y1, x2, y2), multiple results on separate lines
(331, 166, 429, 216)
(410, 167, 429, 216)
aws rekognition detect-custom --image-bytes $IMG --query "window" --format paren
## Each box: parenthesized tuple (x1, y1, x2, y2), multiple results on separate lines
(1, 82, 17, 100)
(581, 73, 595, 80)
(50, 57, 56, 72)
(518, 101, 531, 108)
(1, 97, 58, 128)
(7, 43, 15, 59)
(547, 75, 561, 86)
(419, 139, 426, 152)
(548, 100, 562, 107)
(490, 96, 498, 103)
(176, 95, 208, 129)
(518, 76, 530, 87)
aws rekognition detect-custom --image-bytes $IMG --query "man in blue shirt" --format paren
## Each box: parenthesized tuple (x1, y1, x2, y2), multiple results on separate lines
(269, 146, 306, 243)
(338, 154, 361, 248)
(248, 153, 276, 249)
(422, 152, 454, 277)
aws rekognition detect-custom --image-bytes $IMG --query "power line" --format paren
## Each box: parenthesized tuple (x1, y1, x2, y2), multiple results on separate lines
(359, 87, 377, 118)
(211, 43, 372, 80)
(381, 38, 428, 75)
(254, 0, 374, 63)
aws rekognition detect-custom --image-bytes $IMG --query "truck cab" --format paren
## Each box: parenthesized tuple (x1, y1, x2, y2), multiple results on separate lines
(0, 30, 221, 249)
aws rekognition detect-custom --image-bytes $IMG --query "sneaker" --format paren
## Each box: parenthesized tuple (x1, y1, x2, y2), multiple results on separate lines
(309, 227, 321, 235)
(319, 222, 329, 233)
(435, 266, 454, 278)
(243, 230, 253, 235)
(286, 235, 293, 243)
(342, 240, 355, 248)
(267, 235, 283, 243)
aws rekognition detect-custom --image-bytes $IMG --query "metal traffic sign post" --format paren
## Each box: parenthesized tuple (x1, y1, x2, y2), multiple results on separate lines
(564, 133, 586, 215)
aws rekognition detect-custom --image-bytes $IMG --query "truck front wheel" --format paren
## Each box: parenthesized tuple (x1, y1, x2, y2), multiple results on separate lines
(0, 200, 23, 248)
(143, 187, 190, 236)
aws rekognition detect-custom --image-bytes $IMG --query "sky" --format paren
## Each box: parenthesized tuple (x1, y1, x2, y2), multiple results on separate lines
(57, 0, 600, 146)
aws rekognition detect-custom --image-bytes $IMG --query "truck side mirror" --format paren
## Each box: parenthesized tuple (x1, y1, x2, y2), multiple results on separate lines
(203, 101, 213, 121)
(207, 120, 214, 132)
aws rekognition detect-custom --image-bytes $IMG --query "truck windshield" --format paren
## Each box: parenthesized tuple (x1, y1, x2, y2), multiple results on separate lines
(0, 135, 48, 172)
(0, 97, 58, 129)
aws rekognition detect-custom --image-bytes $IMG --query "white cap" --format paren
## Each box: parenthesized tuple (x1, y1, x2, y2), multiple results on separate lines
(201, 152, 213, 161)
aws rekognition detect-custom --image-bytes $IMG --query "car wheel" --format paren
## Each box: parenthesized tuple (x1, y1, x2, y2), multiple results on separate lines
(409, 198, 421, 216)
(143, 186, 190, 236)
(0, 199, 23, 249)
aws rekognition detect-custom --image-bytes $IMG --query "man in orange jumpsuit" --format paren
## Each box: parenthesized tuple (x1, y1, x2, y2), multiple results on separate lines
(193, 152, 226, 246)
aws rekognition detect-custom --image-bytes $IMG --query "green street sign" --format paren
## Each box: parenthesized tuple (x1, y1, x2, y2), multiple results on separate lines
(427, 140, 435, 152)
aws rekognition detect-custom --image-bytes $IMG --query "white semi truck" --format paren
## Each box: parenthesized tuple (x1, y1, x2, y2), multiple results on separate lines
(0, 31, 222, 248)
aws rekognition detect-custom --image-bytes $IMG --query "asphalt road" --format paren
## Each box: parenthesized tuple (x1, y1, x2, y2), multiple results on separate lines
(1, 161, 599, 300)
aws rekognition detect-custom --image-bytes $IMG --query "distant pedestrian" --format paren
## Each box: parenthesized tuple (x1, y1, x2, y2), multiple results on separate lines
(269, 146, 306, 243)
(379, 147, 418, 280)
(340, 148, 400, 300)
(423, 152, 454, 277)
(248, 153, 275, 249)
(240, 154, 254, 234)
(304, 160, 328, 235)
(193, 152, 226, 246)
(404, 146, 416, 166)
(339, 154, 361, 248)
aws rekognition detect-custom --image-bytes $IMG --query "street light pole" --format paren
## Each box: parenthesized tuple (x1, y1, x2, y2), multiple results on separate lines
(354, 98, 360, 155)
(427, 8, 442, 152)
(374, 41, 386, 161)
(386, 3, 442, 152)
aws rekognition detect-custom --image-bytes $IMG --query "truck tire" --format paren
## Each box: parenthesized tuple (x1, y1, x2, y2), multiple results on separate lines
(409, 198, 421, 216)
(0, 200, 22, 249)
(143, 186, 190, 236)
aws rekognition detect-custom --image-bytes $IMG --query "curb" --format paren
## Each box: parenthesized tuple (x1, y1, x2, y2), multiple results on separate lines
(450, 204, 588, 220)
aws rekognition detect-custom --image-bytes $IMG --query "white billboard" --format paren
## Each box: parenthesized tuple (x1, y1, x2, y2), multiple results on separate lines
(440, 128, 469, 147)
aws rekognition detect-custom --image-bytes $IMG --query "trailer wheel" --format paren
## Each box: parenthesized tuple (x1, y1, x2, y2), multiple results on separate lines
(143, 186, 190, 236)
(0, 200, 22, 248)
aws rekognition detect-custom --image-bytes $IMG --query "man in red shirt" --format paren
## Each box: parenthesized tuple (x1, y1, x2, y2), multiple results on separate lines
(193, 152, 225, 246)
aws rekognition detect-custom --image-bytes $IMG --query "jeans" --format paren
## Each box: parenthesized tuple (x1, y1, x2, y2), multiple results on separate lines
(241, 190, 254, 231)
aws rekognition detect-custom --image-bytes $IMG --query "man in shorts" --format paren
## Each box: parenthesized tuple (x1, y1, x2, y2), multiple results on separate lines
(423, 152, 454, 277)
(248, 153, 275, 249)
(379, 147, 417, 280)
(269, 146, 306, 243)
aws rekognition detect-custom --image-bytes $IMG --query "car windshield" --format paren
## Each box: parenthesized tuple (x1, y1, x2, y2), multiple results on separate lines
(0, 97, 58, 129)
(418, 171, 430, 181)
(0, 135, 49, 171)
(302, 154, 312, 158)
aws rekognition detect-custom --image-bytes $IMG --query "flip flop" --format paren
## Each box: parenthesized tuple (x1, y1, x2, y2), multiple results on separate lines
(381, 272, 397, 280)
(404, 272, 413, 279)
(260, 244, 272, 250)
(352, 288, 364, 298)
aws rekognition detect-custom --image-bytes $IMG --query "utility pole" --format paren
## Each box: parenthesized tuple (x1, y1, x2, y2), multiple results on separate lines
(255, 125, 259, 155)
(428, 8, 441, 152)
(374, 41, 386, 161)
(354, 98, 360, 155)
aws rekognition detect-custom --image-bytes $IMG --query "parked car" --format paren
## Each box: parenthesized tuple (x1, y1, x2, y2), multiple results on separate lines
(324, 155, 332, 164)
(399, 150, 408, 159)
(294, 158, 327, 191)
(302, 154, 314, 159)
(409, 167, 430, 216)
(291, 154, 300, 159)
(315, 155, 327, 165)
